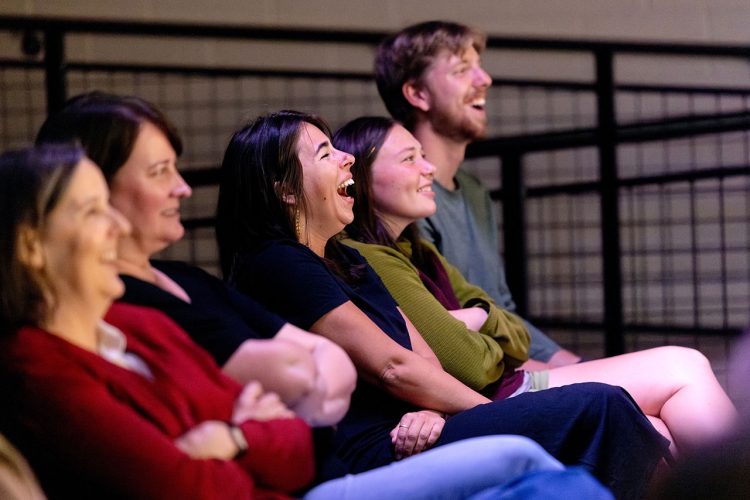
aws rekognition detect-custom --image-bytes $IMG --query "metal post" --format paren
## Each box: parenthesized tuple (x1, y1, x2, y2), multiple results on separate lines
(43, 29, 66, 114)
(595, 50, 625, 355)
(501, 152, 529, 318)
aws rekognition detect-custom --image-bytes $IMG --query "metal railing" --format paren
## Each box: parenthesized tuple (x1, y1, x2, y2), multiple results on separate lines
(2, 15, 748, 360)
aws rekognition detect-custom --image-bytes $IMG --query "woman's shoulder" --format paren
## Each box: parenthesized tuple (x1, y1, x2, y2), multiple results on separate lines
(151, 259, 206, 278)
(106, 303, 211, 361)
(151, 259, 226, 294)
(231, 239, 334, 292)
(105, 302, 181, 336)
(341, 237, 385, 252)
(1, 324, 61, 366)
(416, 238, 443, 259)
(1, 323, 108, 387)
(239, 238, 311, 263)
(341, 238, 409, 262)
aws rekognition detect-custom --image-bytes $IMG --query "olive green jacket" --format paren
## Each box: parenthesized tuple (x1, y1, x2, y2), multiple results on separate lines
(343, 238, 529, 391)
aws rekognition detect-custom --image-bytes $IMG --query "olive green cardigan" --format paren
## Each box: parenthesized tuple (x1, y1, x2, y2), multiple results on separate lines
(343, 238, 529, 391)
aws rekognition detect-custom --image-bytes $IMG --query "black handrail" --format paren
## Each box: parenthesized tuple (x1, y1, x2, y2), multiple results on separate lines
(2, 15, 747, 347)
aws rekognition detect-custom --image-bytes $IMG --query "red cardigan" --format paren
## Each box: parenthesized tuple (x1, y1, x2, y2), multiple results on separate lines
(0, 302, 314, 499)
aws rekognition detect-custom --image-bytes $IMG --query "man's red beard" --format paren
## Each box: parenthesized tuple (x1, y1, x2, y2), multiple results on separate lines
(427, 103, 488, 143)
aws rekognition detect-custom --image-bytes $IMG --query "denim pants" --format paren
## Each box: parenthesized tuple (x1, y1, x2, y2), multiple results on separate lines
(304, 435, 611, 500)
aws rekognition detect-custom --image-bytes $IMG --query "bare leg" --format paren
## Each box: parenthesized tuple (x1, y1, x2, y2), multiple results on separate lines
(521, 349, 581, 371)
(646, 416, 676, 456)
(547, 346, 737, 453)
(547, 349, 582, 367)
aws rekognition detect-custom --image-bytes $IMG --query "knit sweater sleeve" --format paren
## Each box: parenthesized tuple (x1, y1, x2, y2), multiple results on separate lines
(343, 239, 507, 391)
(427, 241, 530, 368)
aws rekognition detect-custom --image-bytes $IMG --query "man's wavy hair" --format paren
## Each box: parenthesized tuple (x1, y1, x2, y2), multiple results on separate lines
(374, 20, 486, 130)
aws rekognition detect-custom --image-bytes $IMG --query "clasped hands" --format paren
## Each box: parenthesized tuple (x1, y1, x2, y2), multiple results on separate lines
(175, 381, 294, 460)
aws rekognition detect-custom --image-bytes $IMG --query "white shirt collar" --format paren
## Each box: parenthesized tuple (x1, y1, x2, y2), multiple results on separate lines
(97, 320, 153, 379)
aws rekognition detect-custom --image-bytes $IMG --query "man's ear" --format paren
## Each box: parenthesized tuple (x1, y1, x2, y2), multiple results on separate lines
(16, 225, 45, 270)
(402, 80, 431, 112)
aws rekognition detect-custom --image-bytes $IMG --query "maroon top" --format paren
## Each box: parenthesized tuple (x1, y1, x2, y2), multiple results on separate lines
(415, 247, 462, 310)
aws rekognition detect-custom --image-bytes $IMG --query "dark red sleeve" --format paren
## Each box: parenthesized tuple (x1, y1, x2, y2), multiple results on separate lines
(238, 418, 315, 492)
(105, 303, 317, 495)
(17, 368, 259, 499)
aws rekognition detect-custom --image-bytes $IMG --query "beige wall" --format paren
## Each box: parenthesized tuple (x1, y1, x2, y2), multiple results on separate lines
(1, 1, 747, 337)
(3, 1, 749, 88)
(2, 0, 750, 44)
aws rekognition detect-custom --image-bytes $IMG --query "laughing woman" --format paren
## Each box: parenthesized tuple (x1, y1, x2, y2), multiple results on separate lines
(216, 110, 671, 499)
(333, 116, 737, 455)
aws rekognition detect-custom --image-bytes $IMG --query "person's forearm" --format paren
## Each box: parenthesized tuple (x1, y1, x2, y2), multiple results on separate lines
(310, 302, 491, 415)
(222, 338, 316, 405)
(448, 307, 489, 331)
(237, 418, 315, 492)
(482, 307, 530, 365)
(274, 324, 357, 425)
(348, 246, 506, 391)
(378, 350, 491, 414)
(276, 324, 357, 403)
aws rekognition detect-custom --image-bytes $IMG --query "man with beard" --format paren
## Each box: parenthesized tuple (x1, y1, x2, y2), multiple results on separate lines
(374, 20, 580, 367)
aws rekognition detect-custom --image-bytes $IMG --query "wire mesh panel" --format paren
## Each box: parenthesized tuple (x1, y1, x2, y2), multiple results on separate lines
(66, 68, 385, 271)
(526, 192, 604, 321)
(67, 70, 384, 166)
(621, 177, 750, 330)
(487, 86, 597, 136)
(0, 67, 47, 150)
(1, 20, 748, 388)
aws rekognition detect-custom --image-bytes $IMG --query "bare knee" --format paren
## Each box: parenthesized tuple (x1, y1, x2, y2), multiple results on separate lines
(653, 346, 711, 383)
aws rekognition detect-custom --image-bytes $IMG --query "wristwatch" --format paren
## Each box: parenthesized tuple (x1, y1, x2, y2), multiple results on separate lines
(229, 425, 249, 457)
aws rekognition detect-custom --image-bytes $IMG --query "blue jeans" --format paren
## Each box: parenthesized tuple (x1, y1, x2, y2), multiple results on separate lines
(469, 467, 613, 500)
(304, 435, 610, 500)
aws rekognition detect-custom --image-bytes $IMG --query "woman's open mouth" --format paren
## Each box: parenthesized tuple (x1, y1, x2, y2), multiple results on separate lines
(337, 178, 355, 198)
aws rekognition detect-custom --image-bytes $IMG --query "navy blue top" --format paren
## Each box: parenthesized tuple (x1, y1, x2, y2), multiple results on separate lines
(119, 260, 286, 365)
(227, 240, 671, 496)
(229, 240, 416, 475)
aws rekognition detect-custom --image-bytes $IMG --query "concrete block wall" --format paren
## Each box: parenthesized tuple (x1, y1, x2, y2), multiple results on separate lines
(2, 0, 750, 43)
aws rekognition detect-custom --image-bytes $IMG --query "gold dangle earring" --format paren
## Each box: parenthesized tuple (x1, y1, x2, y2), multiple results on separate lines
(294, 207, 301, 241)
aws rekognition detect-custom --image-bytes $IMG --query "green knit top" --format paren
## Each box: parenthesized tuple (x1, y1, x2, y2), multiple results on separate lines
(343, 238, 529, 391)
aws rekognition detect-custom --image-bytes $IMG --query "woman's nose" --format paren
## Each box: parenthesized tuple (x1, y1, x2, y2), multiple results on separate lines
(173, 174, 193, 198)
(338, 150, 355, 169)
(420, 157, 437, 177)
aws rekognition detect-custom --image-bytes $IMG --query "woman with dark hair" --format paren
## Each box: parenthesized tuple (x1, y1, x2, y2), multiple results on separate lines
(0, 144, 613, 500)
(333, 116, 737, 456)
(36, 91, 357, 426)
(216, 110, 671, 499)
